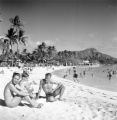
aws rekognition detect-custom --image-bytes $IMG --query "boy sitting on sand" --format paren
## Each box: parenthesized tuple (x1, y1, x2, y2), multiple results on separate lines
(36, 73, 65, 102)
(15, 71, 36, 98)
(4, 72, 43, 108)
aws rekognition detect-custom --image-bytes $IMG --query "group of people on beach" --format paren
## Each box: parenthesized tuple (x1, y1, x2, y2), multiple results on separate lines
(4, 70, 65, 108)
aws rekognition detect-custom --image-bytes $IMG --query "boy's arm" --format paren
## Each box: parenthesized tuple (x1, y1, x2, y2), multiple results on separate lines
(20, 81, 28, 91)
(51, 80, 61, 86)
(15, 84, 23, 91)
(9, 84, 29, 97)
(51, 81, 62, 89)
(37, 80, 43, 98)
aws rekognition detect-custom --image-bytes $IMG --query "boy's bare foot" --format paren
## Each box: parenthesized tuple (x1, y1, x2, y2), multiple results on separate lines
(37, 103, 43, 108)
(46, 97, 58, 102)
(31, 103, 43, 108)
(58, 98, 66, 101)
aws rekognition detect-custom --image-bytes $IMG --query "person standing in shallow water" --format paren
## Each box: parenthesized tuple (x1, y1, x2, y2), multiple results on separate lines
(36, 73, 65, 102)
(4, 72, 43, 108)
(73, 70, 79, 83)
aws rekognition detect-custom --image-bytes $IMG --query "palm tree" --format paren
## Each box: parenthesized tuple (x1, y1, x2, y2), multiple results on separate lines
(6, 28, 17, 50)
(22, 48, 27, 55)
(17, 29, 27, 53)
(0, 38, 9, 55)
(36, 42, 47, 63)
(6, 28, 17, 66)
(47, 45, 57, 61)
(0, 37, 14, 65)
(9, 16, 28, 64)
(9, 16, 27, 54)
(9, 15, 23, 30)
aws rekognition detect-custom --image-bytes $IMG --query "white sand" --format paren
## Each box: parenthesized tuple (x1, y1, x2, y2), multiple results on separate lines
(0, 66, 117, 120)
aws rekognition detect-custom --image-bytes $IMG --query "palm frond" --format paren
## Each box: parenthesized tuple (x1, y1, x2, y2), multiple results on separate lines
(20, 36, 27, 45)
(9, 16, 24, 28)
(19, 30, 25, 38)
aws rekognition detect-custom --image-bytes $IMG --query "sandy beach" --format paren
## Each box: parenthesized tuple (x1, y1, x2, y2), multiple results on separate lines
(0, 66, 117, 120)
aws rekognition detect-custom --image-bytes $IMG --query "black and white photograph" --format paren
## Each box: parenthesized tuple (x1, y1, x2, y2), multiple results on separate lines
(0, 0, 117, 120)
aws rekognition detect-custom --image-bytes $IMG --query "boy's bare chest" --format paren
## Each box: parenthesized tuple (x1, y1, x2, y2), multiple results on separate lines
(42, 82, 53, 90)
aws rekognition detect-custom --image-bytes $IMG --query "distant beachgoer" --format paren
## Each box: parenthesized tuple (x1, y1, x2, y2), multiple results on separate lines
(68, 69, 71, 74)
(91, 73, 93, 77)
(73, 67, 76, 70)
(73, 67, 76, 72)
(73, 71, 79, 83)
(36, 73, 65, 102)
(63, 74, 67, 78)
(80, 73, 82, 78)
(107, 72, 112, 80)
(83, 71, 86, 76)
(112, 70, 115, 75)
(0, 69, 4, 74)
(4, 72, 43, 108)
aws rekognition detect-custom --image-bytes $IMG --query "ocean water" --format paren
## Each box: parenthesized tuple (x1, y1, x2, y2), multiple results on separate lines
(53, 65, 117, 92)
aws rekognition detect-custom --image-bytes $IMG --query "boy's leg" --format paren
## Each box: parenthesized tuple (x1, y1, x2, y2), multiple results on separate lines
(24, 96, 43, 108)
(6, 96, 22, 108)
(77, 78, 80, 83)
(53, 84, 65, 100)
(74, 78, 77, 82)
(46, 96, 58, 102)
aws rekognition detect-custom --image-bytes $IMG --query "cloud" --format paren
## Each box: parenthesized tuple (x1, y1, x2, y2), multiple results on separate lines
(112, 37, 117, 42)
(23, 37, 60, 52)
(43, 40, 55, 46)
(24, 35, 37, 52)
(36, 41, 41, 45)
(88, 32, 98, 38)
(55, 38, 60, 42)
(0, 36, 7, 39)
(88, 33, 95, 38)
(45, 38, 60, 45)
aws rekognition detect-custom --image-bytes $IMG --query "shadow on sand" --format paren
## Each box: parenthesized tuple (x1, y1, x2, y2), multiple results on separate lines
(0, 99, 6, 106)
(0, 96, 46, 107)
(0, 99, 26, 107)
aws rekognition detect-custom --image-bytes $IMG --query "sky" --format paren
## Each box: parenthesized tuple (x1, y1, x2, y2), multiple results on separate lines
(0, 0, 117, 57)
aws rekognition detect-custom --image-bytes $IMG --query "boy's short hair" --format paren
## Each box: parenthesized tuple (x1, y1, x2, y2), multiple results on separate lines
(12, 72, 20, 78)
(45, 73, 52, 78)
(22, 71, 29, 78)
(74, 70, 76, 73)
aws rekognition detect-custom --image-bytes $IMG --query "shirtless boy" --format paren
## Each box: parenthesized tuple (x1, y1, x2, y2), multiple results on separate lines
(37, 73, 65, 102)
(4, 72, 42, 108)
(15, 71, 35, 98)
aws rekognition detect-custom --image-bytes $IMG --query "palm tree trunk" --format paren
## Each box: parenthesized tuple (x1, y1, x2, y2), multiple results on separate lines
(10, 44, 14, 66)
(17, 42, 19, 54)
(16, 42, 19, 66)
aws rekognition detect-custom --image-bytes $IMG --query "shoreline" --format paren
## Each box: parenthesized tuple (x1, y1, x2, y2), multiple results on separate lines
(53, 66, 117, 104)
(53, 65, 117, 93)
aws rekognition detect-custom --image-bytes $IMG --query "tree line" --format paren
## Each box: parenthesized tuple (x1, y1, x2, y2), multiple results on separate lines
(0, 16, 117, 66)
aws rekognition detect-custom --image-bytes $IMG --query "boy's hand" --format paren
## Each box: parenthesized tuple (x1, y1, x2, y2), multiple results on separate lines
(29, 93, 36, 98)
(36, 94, 40, 99)
(24, 92, 29, 96)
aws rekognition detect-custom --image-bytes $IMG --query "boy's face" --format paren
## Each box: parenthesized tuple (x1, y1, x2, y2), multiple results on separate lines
(45, 75, 51, 81)
(12, 75, 20, 85)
